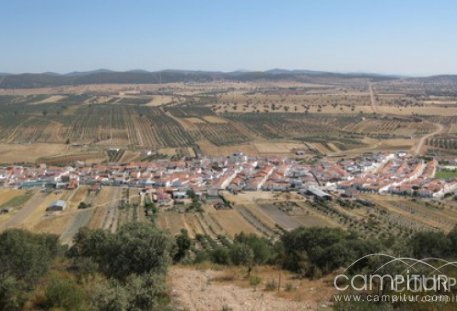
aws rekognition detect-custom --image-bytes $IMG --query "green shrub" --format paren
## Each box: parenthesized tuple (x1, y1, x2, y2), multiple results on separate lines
(285, 282, 295, 292)
(211, 247, 231, 265)
(249, 275, 262, 290)
(265, 279, 277, 291)
(44, 277, 87, 311)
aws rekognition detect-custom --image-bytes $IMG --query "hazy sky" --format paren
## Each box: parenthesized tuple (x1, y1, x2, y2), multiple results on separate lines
(1, 0, 457, 75)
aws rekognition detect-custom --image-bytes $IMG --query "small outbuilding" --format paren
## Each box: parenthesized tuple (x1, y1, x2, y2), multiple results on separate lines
(0, 207, 13, 214)
(302, 185, 332, 200)
(46, 200, 67, 212)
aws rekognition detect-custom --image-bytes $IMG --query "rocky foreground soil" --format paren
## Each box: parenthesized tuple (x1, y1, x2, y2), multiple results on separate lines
(169, 267, 316, 311)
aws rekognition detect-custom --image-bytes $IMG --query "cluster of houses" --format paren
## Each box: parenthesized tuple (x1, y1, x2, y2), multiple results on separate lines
(0, 152, 456, 204)
(337, 154, 457, 198)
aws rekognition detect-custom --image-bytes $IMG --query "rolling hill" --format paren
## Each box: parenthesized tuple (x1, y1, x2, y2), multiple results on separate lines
(0, 69, 399, 88)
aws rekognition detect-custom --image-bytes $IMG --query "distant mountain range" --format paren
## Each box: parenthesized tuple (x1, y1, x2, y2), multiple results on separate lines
(0, 69, 453, 89)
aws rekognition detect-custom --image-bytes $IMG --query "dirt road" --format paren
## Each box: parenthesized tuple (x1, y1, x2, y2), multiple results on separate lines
(369, 81, 444, 156)
(414, 121, 444, 155)
(369, 82, 378, 114)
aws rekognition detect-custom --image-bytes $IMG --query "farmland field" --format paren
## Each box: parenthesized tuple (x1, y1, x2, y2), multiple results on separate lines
(0, 79, 457, 245)
(0, 77, 453, 163)
(151, 189, 457, 243)
(0, 186, 143, 245)
(157, 211, 190, 236)
(154, 192, 345, 240)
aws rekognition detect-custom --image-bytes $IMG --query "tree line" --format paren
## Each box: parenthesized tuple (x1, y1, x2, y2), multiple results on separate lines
(2, 223, 457, 310)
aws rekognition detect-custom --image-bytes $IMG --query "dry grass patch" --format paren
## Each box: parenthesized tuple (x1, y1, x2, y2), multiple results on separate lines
(197, 140, 259, 156)
(184, 117, 206, 124)
(254, 142, 308, 154)
(208, 209, 260, 238)
(86, 187, 116, 229)
(377, 105, 457, 116)
(32, 213, 75, 235)
(169, 266, 334, 311)
(0, 189, 26, 206)
(68, 187, 88, 210)
(21, 192, 63, 230)
(0, 143, 69, 164)
(157, 211, 190, 236)
(202, 115, 228, 123)
(30, 95, 67, 105)
(145, 95, 173, 106)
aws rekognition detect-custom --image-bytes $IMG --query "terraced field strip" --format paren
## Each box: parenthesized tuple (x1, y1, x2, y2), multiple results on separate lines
(68, 187, 88, 209)
(134, 114, 160, 147)
(86, 187, 122, 230)
(86, 189, 109, 229)
(56, 187, 97, 244)
(59, 208, 95, 245)
(236, 205, 277, 237)
(137, 192, 146, 223)
(59, 190, 73, 201)
(0, 190, 42, 230)
(327, 201, 365, 222)
(292, 202, 341, 228)
(0, 189, 34, 225)
(0, 189, 27, 206)
(391, 200, 457, 231)
(123, 107, 141, 145)
(427, 206, 457, 230)
(198, 207, 226, 237)
(370, 196, 457, 231)
(33, 187, 89, 237)
(209, 209, 260, 238)
(206, 212, 226, 235)
(157, 211, 190, 236)
(183, 214, 205, 238)
(367, 198, 437, 231)
(129, 188, 141, 223)
(195, 212, 218, 240)
(257, 203, 303, 231)
(117, 188, 130, 228)
(118, 187, 139, 224)
(102, 187, 123, 233)
(27, 192, 68, 230)
(6, 192, 62, 230)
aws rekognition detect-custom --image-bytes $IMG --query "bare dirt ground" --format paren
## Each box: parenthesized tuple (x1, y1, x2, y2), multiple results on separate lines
(145, 95, 173, 106)
(169, 266, 333, 311)
(31, 95, 67, 105)
(197, 141, 260, 156)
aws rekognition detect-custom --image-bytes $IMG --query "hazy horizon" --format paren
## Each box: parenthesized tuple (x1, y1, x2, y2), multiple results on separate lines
(0, 67, 441, 78)
(2, 0, 457, 76)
